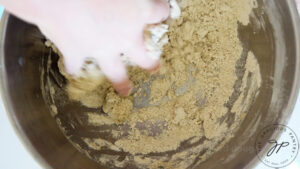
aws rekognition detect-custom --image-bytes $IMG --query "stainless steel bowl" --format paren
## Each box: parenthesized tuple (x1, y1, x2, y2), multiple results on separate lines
(1, 0, 300, 168)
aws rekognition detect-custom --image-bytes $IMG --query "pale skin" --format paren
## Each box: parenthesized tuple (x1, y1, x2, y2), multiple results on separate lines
(1, 0, 300, 95)
(0, 0, 170, 95)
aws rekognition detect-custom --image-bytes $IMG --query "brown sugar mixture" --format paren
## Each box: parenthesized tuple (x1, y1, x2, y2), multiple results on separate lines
(43, 0, 261, 168)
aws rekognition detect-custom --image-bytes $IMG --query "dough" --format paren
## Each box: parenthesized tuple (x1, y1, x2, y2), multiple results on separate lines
(46, 0, 261, 168)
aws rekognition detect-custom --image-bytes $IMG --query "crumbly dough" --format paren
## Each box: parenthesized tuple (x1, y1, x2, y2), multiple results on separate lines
(47, 0, 261, 168)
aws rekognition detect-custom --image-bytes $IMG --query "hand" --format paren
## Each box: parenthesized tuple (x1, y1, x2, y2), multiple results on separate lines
(1, 0, 170, 95)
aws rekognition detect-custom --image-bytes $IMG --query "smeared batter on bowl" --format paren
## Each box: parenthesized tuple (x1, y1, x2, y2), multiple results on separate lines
(42, 0, 261, 168)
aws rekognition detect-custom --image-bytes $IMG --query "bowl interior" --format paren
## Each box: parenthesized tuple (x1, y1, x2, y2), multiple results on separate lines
(1, 0, 299, 168)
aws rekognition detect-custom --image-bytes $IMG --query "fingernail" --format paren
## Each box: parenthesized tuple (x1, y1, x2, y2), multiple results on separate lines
(112, 79, 133, 96)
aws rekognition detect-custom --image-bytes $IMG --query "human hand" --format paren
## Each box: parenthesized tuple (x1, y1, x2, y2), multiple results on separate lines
(1, 0, 170, 95)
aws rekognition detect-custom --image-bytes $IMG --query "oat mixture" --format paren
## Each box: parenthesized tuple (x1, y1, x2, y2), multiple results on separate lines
(45, 0, 261, 168)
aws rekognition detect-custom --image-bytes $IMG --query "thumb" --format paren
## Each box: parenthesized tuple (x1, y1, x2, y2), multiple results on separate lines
(146, 0, 170, 24)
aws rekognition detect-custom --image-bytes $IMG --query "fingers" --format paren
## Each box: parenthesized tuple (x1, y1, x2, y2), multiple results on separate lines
(111, 78, 132, 96)
(63, 50, 132, 96)
(97, 55, 132, 96)
(146, 0, 170, 24)
(126, 36, 160, 72)
(63, 52, 85, 76)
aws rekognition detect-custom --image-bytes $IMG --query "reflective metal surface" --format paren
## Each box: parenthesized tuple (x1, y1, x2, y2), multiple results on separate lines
(0, 0, 300, 168)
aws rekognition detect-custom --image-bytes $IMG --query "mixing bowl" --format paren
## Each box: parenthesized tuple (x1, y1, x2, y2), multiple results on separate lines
(0, 0, 300, 168)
